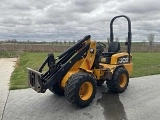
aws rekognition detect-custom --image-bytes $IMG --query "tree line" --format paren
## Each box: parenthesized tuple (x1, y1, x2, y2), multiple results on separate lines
(0, 33, 156, 46)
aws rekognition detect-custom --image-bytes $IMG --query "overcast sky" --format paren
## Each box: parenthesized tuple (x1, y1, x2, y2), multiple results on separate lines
(0, 0, 160, 42)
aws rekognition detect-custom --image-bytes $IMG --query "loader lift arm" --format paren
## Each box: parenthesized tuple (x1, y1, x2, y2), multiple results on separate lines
(27, 35, 91, 93)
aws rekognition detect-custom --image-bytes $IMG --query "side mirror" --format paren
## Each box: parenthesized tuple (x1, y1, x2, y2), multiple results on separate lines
(125, 42, 128, 45)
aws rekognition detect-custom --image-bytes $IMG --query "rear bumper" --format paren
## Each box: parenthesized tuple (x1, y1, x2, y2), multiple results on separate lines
(27, 67, 46, 93)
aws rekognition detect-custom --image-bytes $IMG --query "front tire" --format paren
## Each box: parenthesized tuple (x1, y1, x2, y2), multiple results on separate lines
(97, 80, 104, 86)
(107, 67, 129, 93)
(49, 83, 64, 96)
(64, 72, 96, 108)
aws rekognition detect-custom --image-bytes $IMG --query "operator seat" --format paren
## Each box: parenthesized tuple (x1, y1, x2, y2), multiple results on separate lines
(108, 42, 120, 53)
(99, 42, 120, 63)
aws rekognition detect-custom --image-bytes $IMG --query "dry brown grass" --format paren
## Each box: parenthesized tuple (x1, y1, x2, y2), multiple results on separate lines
(0, 43, 160, 53)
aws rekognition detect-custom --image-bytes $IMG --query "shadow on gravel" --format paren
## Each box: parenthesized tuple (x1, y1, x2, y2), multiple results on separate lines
(97, 91, 127, 120)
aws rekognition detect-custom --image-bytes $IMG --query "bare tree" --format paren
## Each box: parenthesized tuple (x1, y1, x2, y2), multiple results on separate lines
(142, 39, 146, 46)
(68, 40, 71, 45)
(73, 40, 76, 44)
(115, 37, 119, 42)
(125, 37, 128, 42)
(141, 39, 146, 51)
(147, 33, 154, 46)
(142, 39, 146, 44)
(63, 40, 67, 45)
(107, 37, 110, 44)
(55, 40, 58, 45)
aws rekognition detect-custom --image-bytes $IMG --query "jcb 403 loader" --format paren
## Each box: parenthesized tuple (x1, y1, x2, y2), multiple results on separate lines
(27, 15, 133, 108)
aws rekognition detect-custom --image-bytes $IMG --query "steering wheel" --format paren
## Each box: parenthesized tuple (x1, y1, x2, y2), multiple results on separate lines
(97, 42, 106, 49)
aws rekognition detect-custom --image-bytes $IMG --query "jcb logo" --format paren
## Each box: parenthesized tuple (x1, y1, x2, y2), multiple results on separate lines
(118, 57, 129, 64)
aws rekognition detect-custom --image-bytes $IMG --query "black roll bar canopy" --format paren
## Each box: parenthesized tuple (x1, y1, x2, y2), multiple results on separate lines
(110, 15, 132, 62)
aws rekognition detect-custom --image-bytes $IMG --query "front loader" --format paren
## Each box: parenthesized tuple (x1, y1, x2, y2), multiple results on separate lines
(27, 15, 133, 108)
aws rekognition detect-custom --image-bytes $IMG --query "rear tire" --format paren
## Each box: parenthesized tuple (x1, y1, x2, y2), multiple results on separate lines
(64, 72, 96, 108)
(49, 83, 64, 96)
(107, 67, 129, 93)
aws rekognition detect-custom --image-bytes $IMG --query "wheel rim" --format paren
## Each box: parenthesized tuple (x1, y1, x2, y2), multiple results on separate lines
(119, 74, 127, 88)
(79, 82, 93, 100)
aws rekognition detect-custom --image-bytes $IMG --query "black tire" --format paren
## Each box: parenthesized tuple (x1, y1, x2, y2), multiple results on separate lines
(64, 72, 96, 108)
(107, 67, 129, 93)
(49, 83, 64, 96)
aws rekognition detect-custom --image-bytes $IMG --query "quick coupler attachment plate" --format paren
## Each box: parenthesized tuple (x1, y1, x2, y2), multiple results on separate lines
(27, 67, 46, 93)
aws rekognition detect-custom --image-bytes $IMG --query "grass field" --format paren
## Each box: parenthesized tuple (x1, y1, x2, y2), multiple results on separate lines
(10, 52, 160, 90)
(132, 52, 160, 77)
(10, 52, 59, 90)
(0, 50, 22, 58)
